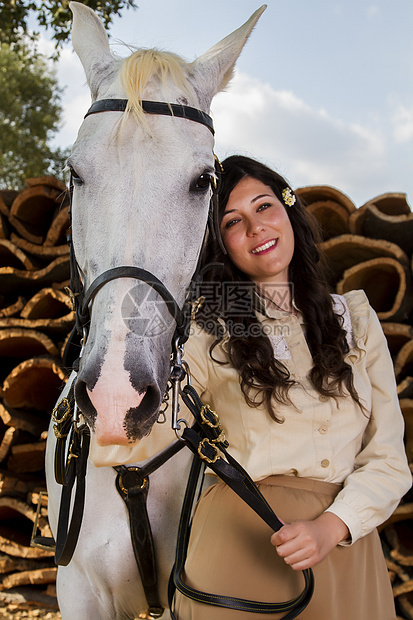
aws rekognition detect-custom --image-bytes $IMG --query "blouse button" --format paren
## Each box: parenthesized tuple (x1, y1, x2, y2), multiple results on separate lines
(319, 425, 328, 434)
(321, 459, 330, 468)
(319, 395, 329, 402)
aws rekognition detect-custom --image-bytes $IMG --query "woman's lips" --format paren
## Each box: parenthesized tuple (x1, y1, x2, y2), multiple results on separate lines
(251, 238, 277, 255)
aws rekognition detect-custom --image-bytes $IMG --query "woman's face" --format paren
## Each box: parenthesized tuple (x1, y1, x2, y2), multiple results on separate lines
(220, 176, 295, 285)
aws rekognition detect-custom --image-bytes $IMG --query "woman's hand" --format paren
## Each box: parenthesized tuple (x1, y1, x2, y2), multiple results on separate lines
(270, 512, 350, 570)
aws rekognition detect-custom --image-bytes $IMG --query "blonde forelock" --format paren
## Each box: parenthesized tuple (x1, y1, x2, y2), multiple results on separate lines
(119, 48, 193, 126)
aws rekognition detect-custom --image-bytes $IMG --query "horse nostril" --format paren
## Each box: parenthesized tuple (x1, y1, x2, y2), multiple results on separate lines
(74, 374, 163, 440)
(123, 386, 162, 440)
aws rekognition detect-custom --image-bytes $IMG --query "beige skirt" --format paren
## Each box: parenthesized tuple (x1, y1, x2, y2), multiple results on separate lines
(173, 475, 396, 620)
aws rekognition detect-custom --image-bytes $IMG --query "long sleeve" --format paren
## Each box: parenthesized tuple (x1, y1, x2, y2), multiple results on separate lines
(325, 300, 411, 543)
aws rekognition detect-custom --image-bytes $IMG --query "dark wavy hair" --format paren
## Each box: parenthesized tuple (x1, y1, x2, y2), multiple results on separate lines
(195, 155, 362, 422)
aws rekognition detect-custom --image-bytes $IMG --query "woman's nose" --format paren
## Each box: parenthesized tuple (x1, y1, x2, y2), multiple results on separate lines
(246, 216, 264, 236)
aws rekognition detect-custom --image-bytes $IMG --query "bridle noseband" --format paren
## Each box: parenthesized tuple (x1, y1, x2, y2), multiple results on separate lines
(79, 266, 185, 334)
(68, 98, 217, 354)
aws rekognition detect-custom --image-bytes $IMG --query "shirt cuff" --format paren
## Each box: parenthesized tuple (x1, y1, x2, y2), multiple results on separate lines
(324, 500, 363, 545)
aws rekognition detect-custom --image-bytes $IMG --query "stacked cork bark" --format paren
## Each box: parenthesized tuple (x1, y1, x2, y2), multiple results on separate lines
(0, 177, 412, 615)
(0, 177, 72, 612)
(296, 185, 413, 620)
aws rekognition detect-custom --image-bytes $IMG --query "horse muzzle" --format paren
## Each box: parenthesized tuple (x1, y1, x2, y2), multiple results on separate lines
(74, 337, 167, 446)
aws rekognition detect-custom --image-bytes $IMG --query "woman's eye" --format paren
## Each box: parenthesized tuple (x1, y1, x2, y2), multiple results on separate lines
(257, 203, 270, 212)
(224, 218, 239, 229)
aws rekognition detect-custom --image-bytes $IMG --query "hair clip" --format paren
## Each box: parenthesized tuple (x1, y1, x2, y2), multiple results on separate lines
(282, 187, 296, 207)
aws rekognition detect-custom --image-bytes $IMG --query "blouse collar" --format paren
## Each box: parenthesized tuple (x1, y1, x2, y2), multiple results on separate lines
(253, 290, 304, 323)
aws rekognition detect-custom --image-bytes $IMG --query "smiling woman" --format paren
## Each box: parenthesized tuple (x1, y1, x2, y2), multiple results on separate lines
(170, 155, 411, 619)
(220, 176, 295, 291)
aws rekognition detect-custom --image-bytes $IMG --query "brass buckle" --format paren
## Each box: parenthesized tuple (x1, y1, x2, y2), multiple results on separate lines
(197, 438, 220, 464)
(190, 295, 205, 321)
(53, 425, 70, 440)
(30, 491, 55, 551)
(199, 404, 220, 428)
(199, 405, 227, 446)
(64, 286, 78, 311)
(118, 466, 148, 495)
(213, 430, 227, 445)
(52, 397, 72, 425)
(67, 441, 79, 465)
(52, 397, 73, 439)
(214, 152, 224, 174)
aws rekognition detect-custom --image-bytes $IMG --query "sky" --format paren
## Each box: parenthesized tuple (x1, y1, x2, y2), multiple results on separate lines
(41, 0, 413, 208)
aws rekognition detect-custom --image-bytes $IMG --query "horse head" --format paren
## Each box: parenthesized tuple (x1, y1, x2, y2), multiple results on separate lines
(68, 1, 266, 447)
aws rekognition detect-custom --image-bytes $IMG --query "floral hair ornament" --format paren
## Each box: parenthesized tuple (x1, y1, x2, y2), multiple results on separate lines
(282, 187, 296, 207)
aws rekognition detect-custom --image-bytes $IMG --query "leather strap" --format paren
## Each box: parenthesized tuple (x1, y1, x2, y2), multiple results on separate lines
(115, 467, 163, 618)
(80, 266, 184, 330)
(85, 99, 215, 135)
(55, 428, 90, 566)
(32, 382, 90, 562)
(168, 386, 314, 618)
(53, 399, 75, 485)
(170, 428, 314, 617)
(114, 440, 186, 618)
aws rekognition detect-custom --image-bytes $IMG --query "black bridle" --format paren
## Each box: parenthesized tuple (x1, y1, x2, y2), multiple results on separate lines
(85, 98, 215, 135)
(48, 98, 218, 618)
(68, 98, 217, 353)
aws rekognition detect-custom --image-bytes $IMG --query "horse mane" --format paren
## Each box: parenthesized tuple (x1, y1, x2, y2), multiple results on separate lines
(119, 48, 193, 126)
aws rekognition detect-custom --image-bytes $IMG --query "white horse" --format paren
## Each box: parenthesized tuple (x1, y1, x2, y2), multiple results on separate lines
(45, 3, 266, 619)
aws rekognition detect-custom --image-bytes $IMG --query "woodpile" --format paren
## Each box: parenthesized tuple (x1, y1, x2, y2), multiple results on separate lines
(297, 186, 413, 620)
(0, 177, 72, 614)
(0, 177, 411, 616)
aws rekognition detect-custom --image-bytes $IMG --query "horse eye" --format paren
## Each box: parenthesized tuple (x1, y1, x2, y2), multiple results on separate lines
(69, 166, 84, 187)
(193, 172, 213, 192)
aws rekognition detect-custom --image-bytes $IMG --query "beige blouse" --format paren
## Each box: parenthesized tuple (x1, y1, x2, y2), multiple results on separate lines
(89, 289, 411, 544)
(181, 289, 411, 544)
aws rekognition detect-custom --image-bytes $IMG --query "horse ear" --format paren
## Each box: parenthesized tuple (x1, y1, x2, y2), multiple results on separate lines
(191, 5, 267, 106)
(70, 1, 113, 96)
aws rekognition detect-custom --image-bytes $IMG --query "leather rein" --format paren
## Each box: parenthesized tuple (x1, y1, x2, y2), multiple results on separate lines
(32, 98, 314, 620)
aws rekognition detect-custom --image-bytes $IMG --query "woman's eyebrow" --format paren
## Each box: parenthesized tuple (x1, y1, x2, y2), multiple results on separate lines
(251, 193, 272, 203)
(224, 194, 273, 216)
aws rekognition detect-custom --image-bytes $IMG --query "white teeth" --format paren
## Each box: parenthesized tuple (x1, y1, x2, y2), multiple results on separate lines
(251, 239, 276, 254)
